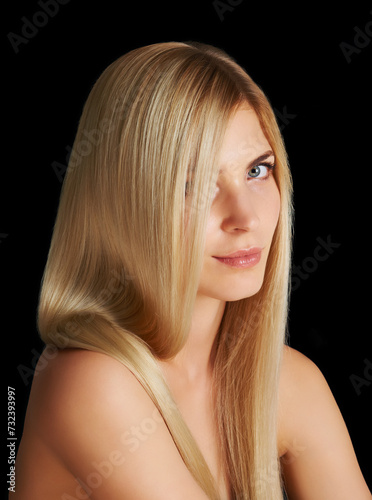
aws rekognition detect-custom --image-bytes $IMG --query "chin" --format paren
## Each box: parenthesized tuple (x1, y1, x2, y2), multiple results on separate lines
(199, 274, 265, 302)
(224, 283, 264, 302)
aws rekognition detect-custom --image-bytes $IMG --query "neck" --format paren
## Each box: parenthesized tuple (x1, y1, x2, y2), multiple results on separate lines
(162, 295, 226, 384)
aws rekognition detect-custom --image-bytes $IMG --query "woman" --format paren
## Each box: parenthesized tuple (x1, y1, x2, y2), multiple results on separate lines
(13, 41, 370, 499)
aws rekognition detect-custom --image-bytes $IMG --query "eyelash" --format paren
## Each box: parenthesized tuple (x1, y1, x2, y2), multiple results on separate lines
(247, 161, 276, 180)
(185, 161, 276, 196)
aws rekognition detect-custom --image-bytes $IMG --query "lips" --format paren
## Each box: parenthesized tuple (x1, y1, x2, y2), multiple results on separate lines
(213, 247, 262, 269)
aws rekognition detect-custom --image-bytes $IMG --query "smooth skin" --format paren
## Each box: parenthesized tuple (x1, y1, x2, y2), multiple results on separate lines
(12, 108, 371, 499)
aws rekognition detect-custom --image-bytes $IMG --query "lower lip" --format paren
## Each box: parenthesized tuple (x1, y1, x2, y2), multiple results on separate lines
(213, 251, 262, 269)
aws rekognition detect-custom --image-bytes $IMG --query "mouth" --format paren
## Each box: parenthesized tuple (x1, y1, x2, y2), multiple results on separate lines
(212, 247, 262, 269)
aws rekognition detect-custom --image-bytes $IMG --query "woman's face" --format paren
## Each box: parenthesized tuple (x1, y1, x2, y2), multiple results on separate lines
(197, 105, 280, 302)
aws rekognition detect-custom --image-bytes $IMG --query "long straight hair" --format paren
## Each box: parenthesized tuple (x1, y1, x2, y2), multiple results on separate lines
(38, 41, 293, 499)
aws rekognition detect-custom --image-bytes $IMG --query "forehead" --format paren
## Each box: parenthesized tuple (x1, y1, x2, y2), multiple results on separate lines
(219, 107, 271, 166)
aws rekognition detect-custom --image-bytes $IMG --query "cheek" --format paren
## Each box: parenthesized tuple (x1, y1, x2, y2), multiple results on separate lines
(203, 212, 220, 253)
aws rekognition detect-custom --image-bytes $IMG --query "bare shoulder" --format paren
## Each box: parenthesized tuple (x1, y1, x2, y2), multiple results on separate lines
(279, 345, 327, 405)
(32, 347, 139, 396)
(278, 345, 371, 500)
(278, 345, 327, 454)
(16, 348, 208, 500)
(25, 348, 150, 444)
(281, 343, 323, 379)
(31, 347, 147, 417)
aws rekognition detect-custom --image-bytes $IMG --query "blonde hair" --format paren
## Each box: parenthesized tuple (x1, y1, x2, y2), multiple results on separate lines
(38, 41, 293, 499)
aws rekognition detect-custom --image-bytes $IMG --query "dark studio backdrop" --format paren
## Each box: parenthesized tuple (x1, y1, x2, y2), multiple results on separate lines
(2, 1, 371, 496)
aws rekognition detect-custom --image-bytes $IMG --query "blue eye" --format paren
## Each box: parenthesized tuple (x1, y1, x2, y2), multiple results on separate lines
(247, 162, 275, 179)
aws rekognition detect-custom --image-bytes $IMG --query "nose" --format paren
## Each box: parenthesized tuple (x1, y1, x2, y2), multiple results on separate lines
(219, 186, 260, 233)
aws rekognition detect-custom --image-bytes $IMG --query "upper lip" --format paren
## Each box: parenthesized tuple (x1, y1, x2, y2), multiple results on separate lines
(213, 247, 263, 259)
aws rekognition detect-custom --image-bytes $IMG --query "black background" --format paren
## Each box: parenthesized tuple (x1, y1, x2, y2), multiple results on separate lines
(2, 1, 371, 496)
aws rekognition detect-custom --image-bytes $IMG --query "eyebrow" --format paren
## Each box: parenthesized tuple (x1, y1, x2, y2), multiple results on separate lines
(248, 150, 275, 167)
(218, 149, 275, 175)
